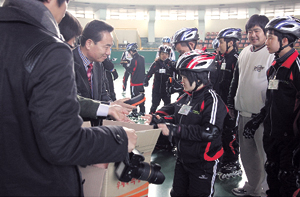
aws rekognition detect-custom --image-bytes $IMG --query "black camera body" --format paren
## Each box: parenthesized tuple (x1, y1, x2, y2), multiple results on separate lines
(115, 149, 165, 184)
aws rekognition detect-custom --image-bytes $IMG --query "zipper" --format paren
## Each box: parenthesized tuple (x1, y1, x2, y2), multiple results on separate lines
(178, 94, 193, 153)
(269, 65, 282, 136)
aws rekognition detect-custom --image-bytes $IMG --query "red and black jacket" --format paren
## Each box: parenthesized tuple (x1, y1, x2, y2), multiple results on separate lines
(125, 52, 145, 86)
(263, 49, 300, 139)
(144, 58, 176, 93)
(155, 84, 228, 163)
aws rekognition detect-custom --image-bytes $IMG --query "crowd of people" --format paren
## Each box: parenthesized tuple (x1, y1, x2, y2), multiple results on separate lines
(1, 0, 300, 197)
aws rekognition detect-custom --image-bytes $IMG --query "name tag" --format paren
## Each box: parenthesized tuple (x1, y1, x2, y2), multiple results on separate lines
(268, 79, 279, 90)
(159, 69, 166, 73)
(178, 104, 192, 115)
(221, 63, 226, 70)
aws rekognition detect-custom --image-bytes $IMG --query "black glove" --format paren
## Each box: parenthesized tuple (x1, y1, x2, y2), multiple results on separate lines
(201, 124, 220, 141)
(112, 69, 118, 80)
(143, 80, 149, 87)
(150, 115, 174, 143)
(166, 77, 183, 96)
(243, 113, 265, 139)
(149, 114, 166, 128)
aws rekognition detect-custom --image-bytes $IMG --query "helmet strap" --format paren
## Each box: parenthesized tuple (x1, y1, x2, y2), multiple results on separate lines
(275, 37, 293, 55)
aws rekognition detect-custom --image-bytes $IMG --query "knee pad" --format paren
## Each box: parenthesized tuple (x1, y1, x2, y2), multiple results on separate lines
(265, 160, 279, 175)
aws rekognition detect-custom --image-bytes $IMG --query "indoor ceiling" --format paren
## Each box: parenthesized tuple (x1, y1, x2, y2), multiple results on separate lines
(68, 0, 299, 11)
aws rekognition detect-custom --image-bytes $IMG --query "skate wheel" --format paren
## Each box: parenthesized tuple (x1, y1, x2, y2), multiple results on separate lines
(237, 170, 242, 177)
(218, 173, 229, 181)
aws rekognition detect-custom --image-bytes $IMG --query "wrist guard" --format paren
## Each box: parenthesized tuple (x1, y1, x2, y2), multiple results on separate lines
(243, 113, 265, 139)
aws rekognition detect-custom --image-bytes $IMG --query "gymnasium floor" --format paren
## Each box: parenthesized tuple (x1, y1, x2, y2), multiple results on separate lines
(148, 149, 246, 197)
(112, 63, 249, 197)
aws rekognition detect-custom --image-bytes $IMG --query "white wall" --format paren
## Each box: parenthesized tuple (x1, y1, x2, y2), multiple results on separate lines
(205, 19, 248, 33)
(155, 20, 198, 37)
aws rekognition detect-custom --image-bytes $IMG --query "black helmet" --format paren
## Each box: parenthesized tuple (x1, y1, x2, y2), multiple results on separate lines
(265, 16, 300, 39)
(217, 28, 242, 41)
(171, 28, 199, 44)
(176, 51, 216, 73)
(126, 43, 138, 52)
(212, 38, 220, 50)
(158, 45, 171, 55)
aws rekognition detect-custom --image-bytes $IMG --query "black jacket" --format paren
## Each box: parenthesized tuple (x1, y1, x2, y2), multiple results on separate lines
(125, 52, 145, 86)
(264, 49, 300, 139)
(213, 49, 239, 104)
(155, 84, 227, 163)
(144, 59, 176, 93)
(0, 5, 127, 196)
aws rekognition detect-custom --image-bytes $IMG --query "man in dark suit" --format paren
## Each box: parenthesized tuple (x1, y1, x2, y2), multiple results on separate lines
(73, 20, 133, 125)
(73, 20, 112, 102)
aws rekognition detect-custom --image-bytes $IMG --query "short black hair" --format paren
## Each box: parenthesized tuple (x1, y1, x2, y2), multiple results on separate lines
(245, 14, 269, 35)
(59, 11, 82, 43)
(180, 70, 209, 87)
(38, 0, 67, 7)
(80, 20, 114, 46)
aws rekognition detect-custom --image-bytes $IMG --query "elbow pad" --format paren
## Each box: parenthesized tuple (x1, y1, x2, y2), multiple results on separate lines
(201, 124, 220, 142)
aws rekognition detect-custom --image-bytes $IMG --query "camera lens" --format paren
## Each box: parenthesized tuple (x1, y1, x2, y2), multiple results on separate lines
(135, 162, 165, 184)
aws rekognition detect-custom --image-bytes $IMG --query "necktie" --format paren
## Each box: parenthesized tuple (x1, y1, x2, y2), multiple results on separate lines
(87, 63, 93, 90)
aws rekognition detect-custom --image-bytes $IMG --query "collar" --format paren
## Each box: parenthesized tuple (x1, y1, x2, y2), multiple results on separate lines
(77, 47, 92, 70)
(224, 49, 237, 57)
(271, 48, 298, 69)
(3, 0, 61, 38)
(250, 44, 266, 52)
(185, 83, 212, 97)
(132, 52, 139, 59)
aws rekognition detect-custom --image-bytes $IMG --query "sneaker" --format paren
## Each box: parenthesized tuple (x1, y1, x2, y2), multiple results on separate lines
(121, 91, 126, 98)
(232, 188, 250, 197)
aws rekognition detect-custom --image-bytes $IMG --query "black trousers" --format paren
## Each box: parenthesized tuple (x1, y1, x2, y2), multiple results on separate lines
(171, 159, 218, 197)
(221, 114, 239, 164)
(150, 91, 170, 114)
(130, 85, 145, 113)
(263, 135, 298, 197)
(122, 71, 130, 91)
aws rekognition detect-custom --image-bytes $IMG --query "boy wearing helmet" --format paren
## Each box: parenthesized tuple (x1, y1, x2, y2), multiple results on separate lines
(125, 43, 146, 117)
(228, 14, 274, 197)
(165, 28, 200, 97)
(246, 15, 300, 196)
(146, 51, 227, 196)
(155, 37, 176, 61)
(214, 28, 242, 180)
(172, 27, 199, 55)
(120, 50, 132, 96)
(144, 45, 176, 114)
(144, 45, 176, 150)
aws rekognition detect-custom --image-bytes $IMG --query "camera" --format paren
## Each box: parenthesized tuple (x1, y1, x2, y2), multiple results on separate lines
(115, 149, 165, 184)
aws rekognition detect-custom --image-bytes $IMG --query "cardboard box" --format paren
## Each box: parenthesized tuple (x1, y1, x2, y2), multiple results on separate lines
(79, 120, 161, 197)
